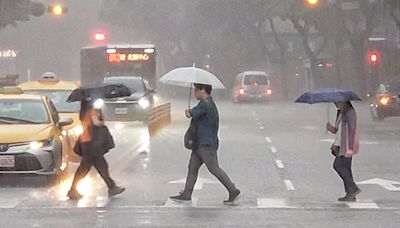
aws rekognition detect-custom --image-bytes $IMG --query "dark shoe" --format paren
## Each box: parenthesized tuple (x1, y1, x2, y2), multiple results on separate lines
(67, 190, 83, 200)
(108, 186, 126, 198)
(169, 191, 192, 203)
(348, 187, 362, 199)
(223, 189, 241, 205)
(338, 196, 356, 202)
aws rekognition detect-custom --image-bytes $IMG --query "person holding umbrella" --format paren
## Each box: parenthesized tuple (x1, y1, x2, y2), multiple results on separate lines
(169, 83, 241, 205)
(327, 101, 361, 202)
(66, 84, 130, 200)
(296, 89, 361, 202)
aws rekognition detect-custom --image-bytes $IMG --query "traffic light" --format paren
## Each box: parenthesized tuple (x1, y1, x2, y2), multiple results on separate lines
(305, 0, 319, 7)
(368, 52, 380, 65)
(92, 30, 108, 43)
(49, 3, 67, 16)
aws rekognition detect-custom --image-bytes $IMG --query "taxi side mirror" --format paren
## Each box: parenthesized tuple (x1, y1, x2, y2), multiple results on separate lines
(58, 118, 73, 127)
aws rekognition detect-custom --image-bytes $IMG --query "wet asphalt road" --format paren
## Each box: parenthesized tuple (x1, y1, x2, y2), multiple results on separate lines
(0, 98, 400, 227)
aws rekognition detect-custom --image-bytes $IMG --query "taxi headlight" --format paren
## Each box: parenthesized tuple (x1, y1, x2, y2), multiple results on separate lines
(30, 139, 52, 150)
(139, 97, 150, 109)
(69, 125, 84, 136)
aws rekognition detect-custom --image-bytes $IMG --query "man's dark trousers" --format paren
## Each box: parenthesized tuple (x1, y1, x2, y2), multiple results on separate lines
(183, 146, 236, 195)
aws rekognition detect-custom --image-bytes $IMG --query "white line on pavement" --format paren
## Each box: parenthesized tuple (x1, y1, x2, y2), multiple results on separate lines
(265, 137, 272, 144)
(257, 198, 292, 208)
(284, 180, 295, 191)
(275, 160, 284, 169)
(270, 146, 277, 153)
(345, 200, 379, 209)
(164, 198, 199, 208)
(259, 126, 265, 130)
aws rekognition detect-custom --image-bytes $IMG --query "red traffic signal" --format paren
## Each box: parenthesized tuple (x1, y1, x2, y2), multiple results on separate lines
(92, 30, 108, 42)
(368, 52, 380, 64)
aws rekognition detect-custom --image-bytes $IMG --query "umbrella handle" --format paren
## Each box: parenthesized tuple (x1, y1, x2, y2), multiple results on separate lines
(188, 83, 192, 109)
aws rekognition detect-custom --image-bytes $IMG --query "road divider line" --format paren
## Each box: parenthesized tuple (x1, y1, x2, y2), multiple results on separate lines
(260, 126, 265, 130)
(270, 146, 277, 153)
(275, 160, 284, 169)
(284, 180, 295, 191)
(265, 137, 272, 144)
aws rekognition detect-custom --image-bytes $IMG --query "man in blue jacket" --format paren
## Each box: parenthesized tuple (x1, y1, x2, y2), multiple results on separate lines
(170, 83, 240, 205)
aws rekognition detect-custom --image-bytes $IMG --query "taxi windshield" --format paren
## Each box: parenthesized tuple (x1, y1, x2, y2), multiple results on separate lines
(0, 99, 49, 124)
(25, 90, 80, 113)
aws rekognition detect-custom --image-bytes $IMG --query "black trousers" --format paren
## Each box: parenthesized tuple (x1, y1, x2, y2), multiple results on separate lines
(70, 142, 116, 191)
(183, 146, 236, 196)
(333, 156, 357, 195)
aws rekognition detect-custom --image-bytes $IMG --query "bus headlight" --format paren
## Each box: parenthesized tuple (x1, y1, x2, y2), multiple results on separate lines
(139, 97, 150, 109)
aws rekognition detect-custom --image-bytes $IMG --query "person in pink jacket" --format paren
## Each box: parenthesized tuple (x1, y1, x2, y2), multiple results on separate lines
(327, 101, 361, 202)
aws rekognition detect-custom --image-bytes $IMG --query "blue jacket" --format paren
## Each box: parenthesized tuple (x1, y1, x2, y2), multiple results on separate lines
(191, 97, 219, 150)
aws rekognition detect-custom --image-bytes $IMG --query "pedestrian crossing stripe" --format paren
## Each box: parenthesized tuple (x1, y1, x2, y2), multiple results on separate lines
(0, 197, 397, 210)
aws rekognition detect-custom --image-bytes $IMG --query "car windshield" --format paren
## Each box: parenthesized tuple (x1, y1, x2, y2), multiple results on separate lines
(244, 75, 270, 85)
(0, 99, 49, 124)
(104, 78, 145, 93)
(24, 90, 80, 113)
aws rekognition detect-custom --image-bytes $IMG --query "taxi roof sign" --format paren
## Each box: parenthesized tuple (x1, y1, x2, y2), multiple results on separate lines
(39, 72, 59, 82)
(0, 86, 24, 95)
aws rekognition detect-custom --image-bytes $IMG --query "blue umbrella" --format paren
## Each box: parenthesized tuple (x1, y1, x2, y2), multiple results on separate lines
(295, 88, 362, 104)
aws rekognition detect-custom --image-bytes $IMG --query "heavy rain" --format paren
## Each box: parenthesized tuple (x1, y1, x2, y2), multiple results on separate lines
(0, 0, 400, 227)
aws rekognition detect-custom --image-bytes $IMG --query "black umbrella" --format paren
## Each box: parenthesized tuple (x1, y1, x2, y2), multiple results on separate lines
(67, 83, 132, 102)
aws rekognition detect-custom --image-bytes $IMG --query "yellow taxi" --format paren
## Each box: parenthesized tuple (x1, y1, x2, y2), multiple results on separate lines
(0, 87, 73, 183)
(18, 72, 81, 163)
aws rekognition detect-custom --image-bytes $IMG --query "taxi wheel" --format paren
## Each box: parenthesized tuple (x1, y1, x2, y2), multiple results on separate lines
(46, 173, 62, 186)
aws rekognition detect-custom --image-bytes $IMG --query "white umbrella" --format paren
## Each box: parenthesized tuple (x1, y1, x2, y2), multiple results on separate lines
(160, 66, 226, 89)
(160, 66, 226, 108)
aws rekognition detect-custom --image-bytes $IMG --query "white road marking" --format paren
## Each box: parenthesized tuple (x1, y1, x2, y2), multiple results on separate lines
(260, 126, 265, 130)
(284, 180, 295, 191)
(358, 178, 400, 191)
(169, 177, 218, 190)
(319, 139, 379, 145)
(270, 146, 277, 153)
(257, 198, 292, 208)
(0, 199, 20, 208)
(345, 200, 379, 209)
(164, 198, 198, 207)
(265, 137, 272, 144)
(275, 160, 285, 169)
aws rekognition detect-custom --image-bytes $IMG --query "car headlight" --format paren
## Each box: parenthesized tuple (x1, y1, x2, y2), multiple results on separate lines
(69, 125, 84, 136)
(30, 139, 52, 150)
(94, 99, 104, 109)
(139, 97, 150, 109)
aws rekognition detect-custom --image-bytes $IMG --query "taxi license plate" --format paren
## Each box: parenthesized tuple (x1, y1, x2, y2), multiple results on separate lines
(0, 156, 15, 168)
(115, 108, 128, 115)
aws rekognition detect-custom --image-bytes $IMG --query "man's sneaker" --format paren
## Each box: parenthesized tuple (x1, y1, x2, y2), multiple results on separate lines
(338, 196, 356, 202)
(169, 191, 192, 203)
(67, 190, 83, 200)
(348, 187, 362, 199)
(109, 186, 126, 198)
(223, 189, 241, 206)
